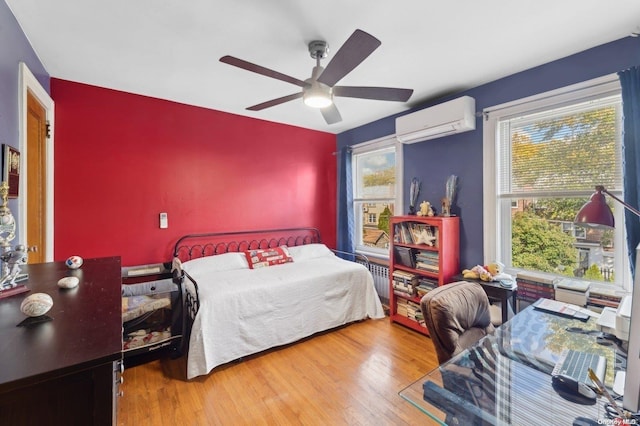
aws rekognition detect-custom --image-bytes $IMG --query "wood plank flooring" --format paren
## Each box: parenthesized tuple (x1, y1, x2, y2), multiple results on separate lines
(117, 318, 442, 425)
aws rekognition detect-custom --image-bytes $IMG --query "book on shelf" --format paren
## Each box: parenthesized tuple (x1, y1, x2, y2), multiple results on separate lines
(392, 269, 418, 283)
(554, 288, 588, 306)
(516, 282, 555, 301)
(516, 290, 546, 303)
(516, 286, 554, 299)
(396, 305, 408, 316)
(586, 304, 605, 313)
(586, 301, 618, 313)
(588, 287, 624, 302)
(394, 222, 439, 247)
(415, 251, 438, 265)
(392, 268, 418, 297)
(516, 281, 555, 294)
(415, 249, 438, 258)
(393, 283, 415, 296)
(555, 278, 591, 306)
(554, 278, 590, 306)
(587, 296, 620, 306)
(394, 291, 415, 301)
(418, 277, 438, 287)
(516, 278, 556, 289)
(394, 223, 414, 244)
(416, 286, 432, 298)
(396, 298, 423, 324)
(515, 271, 559, 302)
(393, 274, 416, 293)
(415, 278, 438, 298)
(415, 262, 439, 273)
(516, 271, 558, 286)
(394, 246, 416, 268)
(586, 287, 623, 311)
(555, 278, 590, 292)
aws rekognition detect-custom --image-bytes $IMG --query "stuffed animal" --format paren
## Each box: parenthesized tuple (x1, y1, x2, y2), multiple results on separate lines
(417, 201, 434, 217)
(462, 261, 513, 282)
(462, 265, 492, 281)
(485, 261, 504, 277)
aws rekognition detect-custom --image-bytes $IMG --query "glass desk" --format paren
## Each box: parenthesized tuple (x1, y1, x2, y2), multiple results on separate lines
(399, 303, 627, 425)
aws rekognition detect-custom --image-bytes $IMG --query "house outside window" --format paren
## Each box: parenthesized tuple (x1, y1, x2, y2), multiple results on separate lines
(352, 136, 403, 258)
(483, 75, 629, 290)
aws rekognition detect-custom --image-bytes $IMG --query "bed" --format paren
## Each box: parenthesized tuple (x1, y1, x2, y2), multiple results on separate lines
(172, 227, 385, 379)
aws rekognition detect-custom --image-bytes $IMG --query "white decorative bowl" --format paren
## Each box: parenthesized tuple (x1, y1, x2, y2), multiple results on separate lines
(65, 255, 83, 269)
(20, 293, 53, 317)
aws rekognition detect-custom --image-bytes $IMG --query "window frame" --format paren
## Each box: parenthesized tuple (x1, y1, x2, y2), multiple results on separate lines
(351, 135, 403, 259)
(482, 74, 631, 291)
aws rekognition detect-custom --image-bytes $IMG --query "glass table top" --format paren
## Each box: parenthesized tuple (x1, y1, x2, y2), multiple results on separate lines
(399, 303, 626, 425)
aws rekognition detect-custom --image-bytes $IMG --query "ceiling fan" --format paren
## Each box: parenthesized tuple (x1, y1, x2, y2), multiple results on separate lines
(220, 29, 414, 125)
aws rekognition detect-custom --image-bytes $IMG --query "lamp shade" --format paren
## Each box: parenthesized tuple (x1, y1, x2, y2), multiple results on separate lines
(303, 81, 333, 108)
(574, 189, 615, 228)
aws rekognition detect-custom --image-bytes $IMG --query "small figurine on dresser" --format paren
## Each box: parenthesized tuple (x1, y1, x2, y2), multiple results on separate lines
(441, 198, 451, 217)
(0, 181, 29, 298)
(417, 201, 435, 217)
(442, 174, 458, 217)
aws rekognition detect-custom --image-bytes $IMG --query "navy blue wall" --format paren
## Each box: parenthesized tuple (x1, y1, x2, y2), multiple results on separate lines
(338, 36, 640, 268)
(0, 2, 49, 234)
(0, 2, 49, 149)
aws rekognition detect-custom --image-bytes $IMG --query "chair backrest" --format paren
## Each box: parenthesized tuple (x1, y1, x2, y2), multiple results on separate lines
(421, 280, 495, 364)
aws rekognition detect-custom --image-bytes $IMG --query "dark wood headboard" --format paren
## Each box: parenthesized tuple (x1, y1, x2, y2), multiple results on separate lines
(172, 227, 321, 262)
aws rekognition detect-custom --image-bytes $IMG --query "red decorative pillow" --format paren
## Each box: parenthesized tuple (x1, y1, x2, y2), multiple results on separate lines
(245, 246, 293, 269)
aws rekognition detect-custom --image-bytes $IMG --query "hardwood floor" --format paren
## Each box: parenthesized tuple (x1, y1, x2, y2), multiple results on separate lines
(117, 318, 442, 425)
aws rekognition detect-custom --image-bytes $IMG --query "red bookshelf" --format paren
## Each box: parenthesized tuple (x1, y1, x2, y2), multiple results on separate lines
(389, 215, 460, 335)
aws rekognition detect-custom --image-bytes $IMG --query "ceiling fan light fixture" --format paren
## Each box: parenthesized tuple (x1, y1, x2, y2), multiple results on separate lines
(221, 29, 412, 124)
(303, 84, 333, 108)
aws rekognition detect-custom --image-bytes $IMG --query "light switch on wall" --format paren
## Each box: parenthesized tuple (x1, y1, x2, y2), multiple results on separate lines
(159, 212, 168, 229)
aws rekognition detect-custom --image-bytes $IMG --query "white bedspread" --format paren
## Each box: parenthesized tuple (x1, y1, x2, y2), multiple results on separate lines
(183, 251, 384, 379)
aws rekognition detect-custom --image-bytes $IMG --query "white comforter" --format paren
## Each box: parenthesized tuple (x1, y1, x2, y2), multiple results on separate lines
(182, 246, 384, 379)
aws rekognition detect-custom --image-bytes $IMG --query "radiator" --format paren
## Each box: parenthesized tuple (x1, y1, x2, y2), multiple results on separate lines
(359, 261, 389, 305)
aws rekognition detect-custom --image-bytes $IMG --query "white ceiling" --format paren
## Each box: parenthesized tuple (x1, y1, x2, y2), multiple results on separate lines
(6, 0, 640, 134)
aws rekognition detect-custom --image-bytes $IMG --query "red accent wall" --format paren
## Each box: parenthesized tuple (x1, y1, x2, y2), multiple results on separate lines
(51, 79, 337, 266)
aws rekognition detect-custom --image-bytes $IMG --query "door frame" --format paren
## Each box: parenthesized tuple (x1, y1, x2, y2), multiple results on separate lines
(18, 62, 54, 262)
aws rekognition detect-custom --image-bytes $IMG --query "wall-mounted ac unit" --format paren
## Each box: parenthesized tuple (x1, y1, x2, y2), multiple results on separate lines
(395, 96, 476, 144)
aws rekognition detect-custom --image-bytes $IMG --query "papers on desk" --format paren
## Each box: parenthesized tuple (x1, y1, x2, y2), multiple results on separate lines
(532, 298, 598, 321)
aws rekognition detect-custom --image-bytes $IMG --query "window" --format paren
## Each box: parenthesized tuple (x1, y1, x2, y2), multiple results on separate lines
(483, 75, 630, 290)
(352, 136, 403, 257)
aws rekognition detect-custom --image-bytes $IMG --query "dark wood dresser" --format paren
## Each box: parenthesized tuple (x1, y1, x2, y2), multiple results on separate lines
(0, 256, 123, 426)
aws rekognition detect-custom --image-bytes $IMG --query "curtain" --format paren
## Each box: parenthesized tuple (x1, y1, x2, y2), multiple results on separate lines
(337, 145, 354, 253)
(618, 67, 640, 278)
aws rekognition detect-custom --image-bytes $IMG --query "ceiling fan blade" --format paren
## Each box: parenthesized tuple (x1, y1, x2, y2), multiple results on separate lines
(246, 92, 303, 111)
(220, 56, 309, 88)
(334, 86, 413, 102)
(320, 103, 342, 125)
(316, 29, 381, 87)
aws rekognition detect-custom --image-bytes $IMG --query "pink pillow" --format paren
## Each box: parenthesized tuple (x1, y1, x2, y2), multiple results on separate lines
(245, 246, 293, 269)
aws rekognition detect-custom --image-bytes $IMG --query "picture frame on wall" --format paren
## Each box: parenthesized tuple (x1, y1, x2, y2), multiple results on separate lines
(2, 144, 20, 198)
